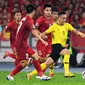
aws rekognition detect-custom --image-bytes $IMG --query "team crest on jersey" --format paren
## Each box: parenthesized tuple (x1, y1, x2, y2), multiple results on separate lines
(57, 28, 60, 30)
(65, 28, 68, 31)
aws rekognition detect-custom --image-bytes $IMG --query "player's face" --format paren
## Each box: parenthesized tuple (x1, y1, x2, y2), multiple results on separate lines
(59, 14, 67, 25)
(14, 12, 22, 21)
(32, 10, 35, 18)
(52, 11, 58, 20)
(44, 7, 52, 17)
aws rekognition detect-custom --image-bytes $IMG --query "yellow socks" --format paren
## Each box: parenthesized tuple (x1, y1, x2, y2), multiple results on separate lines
(63, 54, 70, 74)
(64, 62, 69, 74)
(49, 64, 54, 76)
(27, 63, 47, 76)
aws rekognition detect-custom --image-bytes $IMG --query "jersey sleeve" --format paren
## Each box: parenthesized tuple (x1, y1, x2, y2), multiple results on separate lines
(35, 17, 43, 28)
(45, 24, 55, 33)
(67, 23, 75, 31)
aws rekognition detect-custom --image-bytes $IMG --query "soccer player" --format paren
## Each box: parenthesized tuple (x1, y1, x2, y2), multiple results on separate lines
(63, 7, 74, 67)
(3, 11, 22, 60)
(52, 7, 58, 23)
(6, 4, 51, 81)
(35, 4, 54, 76)
(27, 11, 85, 78)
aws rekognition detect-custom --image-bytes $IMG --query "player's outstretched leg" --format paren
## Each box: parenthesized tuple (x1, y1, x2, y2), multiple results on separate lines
(6, 60, 28, 80)
(3, 50, 16, 59)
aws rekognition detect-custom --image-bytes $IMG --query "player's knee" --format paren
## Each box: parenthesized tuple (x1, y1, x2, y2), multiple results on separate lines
(31, 53, 39, 60)
(20, 60, 28, 67)
(40, 58, 46, 63)
(60, 48, 70, 55)
(45, 57, 54, 67)
(66, 50, 70, 55)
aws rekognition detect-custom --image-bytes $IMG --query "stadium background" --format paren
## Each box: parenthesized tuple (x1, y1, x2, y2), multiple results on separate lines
(0, 0, 85, 67)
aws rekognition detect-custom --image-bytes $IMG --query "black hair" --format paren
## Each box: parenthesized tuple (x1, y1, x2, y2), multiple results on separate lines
(13, 11, 21, 15)
(58, 11, 66, 16)
(52, 7, 58, 12)
(44, 4, 52, 10)
(25, 4, 36, 13)
(63, 7, 69, 12)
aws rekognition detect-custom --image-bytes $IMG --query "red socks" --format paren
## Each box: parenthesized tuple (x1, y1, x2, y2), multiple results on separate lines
(10, 63, 24, 76)
(33, 60, 43, 76)
(9, 53, 16, 59)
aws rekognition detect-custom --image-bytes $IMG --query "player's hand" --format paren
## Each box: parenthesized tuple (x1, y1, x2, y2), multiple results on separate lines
(42, 41, 48, 46)
(43, 35, 48, 40)
(80, 33, 85, 38)
(35, 38, 39, 42)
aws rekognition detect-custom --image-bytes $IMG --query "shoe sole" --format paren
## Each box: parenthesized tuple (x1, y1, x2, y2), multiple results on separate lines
(64, 76, 75, 78)
(41, 78, 51, 81)
(6, 77, 14, 81)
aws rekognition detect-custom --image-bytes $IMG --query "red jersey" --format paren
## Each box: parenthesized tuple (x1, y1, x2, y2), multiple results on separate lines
(16, 16, 35, 49)
(5, 21, 18, 47)
(35, 16, 53, 44)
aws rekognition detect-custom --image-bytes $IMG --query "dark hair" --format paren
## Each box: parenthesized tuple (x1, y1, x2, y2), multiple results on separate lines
(25, 4, 36, 13)
(52, 7, 58, 12)
(44, 4, 52, 10)
(63, 7, 69, 12)
(58, 11, 66, 16)
(13, 11, 21, 15)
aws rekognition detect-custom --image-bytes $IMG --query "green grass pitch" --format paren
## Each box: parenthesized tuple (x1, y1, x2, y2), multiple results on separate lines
(0, 71, 85, 85)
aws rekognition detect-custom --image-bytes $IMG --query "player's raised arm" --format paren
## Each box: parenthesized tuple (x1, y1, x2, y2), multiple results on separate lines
(32, 29, 48, 46)
(67, 23, 85, 38)
(40, 31, 47, 38)
(72, 29, 85, 38)
(40, 24, 55, 38)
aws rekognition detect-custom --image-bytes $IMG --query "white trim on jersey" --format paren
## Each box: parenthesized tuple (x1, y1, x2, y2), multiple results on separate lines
(17, 17, 26, 34)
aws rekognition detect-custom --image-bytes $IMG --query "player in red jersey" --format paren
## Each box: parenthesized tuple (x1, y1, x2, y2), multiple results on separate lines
(3, 11, 22, 60)
(6, 4, 51, 81)
(52, 7, 59, 23)
(35, 4, 54, 76)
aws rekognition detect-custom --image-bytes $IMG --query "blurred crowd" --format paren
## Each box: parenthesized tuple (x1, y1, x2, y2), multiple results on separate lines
(0, 0, 85, 29)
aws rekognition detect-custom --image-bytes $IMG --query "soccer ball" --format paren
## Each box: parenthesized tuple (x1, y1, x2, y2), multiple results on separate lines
(82, 71, 85, 79)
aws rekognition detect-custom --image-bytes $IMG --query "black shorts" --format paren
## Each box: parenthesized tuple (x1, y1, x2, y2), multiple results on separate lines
(49, 44, 65, 62)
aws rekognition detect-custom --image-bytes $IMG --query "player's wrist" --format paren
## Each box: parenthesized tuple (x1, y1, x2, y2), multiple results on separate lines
(78, 31, 83, 36)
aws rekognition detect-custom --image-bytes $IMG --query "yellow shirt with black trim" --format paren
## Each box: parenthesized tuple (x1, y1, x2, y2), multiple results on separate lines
(45, 23, 75, 47)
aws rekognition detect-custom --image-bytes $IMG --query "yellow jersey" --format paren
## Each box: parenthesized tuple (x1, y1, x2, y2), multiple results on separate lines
(46, 23, 75, 47)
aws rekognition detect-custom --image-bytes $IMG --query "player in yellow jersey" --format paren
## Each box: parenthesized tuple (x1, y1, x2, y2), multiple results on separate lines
(27, 11, 85, 79)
